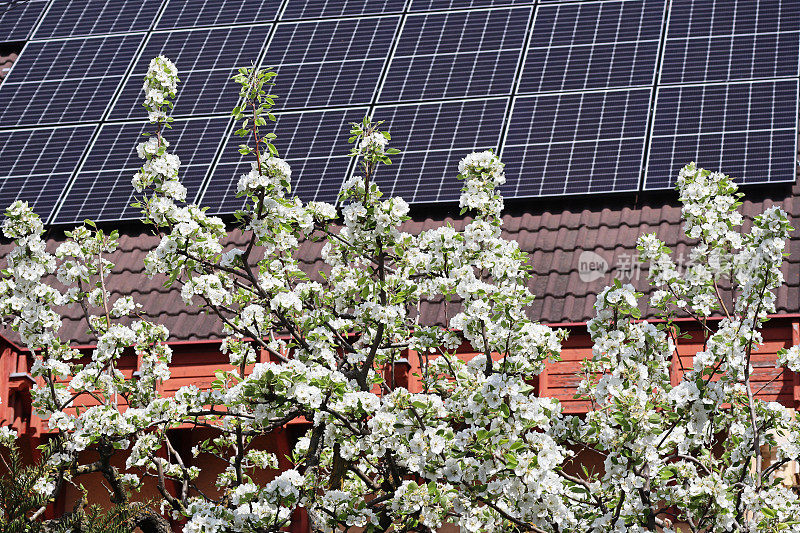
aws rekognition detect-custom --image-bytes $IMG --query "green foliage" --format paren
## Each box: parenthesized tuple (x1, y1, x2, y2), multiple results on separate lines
(0, 439, 142, 533)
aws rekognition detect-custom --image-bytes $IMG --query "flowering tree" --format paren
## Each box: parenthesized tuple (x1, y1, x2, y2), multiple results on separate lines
(2, 55, 800, 533)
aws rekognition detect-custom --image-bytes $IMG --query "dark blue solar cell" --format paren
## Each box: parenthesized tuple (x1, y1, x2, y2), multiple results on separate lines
(0, 78, 120, 126)
(268, 17, 397, 63)
(646, 130, 797, 189)
(369, 99, 507, 202)
(667, 0, 800, 39)
(501, 89, 651, 197)
(33, 0, 161, 38)
(202, 108, 367, 213)
(109, 26, 270, 119)
(530, 0, 664, 48)
(395, 8, 529, 56)
(265, 17, 398, 109)
(645, 80, 798, 189)
(651, 80, 797, 138)
(410, 0, 533, 10)
(521, 40, 659, 92)
(380, 8, 529, 101)
(501, 139, 644, 197)
(0, 0, 48, 41)
(661, 31, 800, 84)
(54, 118, 229, 223)
(7, 35, 142, 81)
(283, 0, 405, 19)
(157, 0, 279, 29)
(0, 35, 142, 125)
(506, 89, 651, 145)
(0, 125, 98, 220)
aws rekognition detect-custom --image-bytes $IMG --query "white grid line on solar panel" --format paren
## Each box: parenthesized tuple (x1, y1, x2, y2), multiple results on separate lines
(660, 31, 800, 84)
(649, 78, 799, 137)
(0, 124, 99, 219)
(364, 98, 506, 202)
(2, 34, 143, 80)
(264, 17, 398, 109)
(107, 25, 271, 120)
(0, 124, 97, 176)
(519, 0, 663, 94)
(501, 89, 649, 196)
(645, 131, 798, 188)
(409, 0, 533, 11)
(53, 117, 230, 223)
(32, 0, 161, 39)
(131, 25, 272, 75)
(0, 0, 49, 40)
(157, 0, 281, 30)
(202, 107, 366, 210)
(666, 0, 800, 39)
(282, 0, 405, 19)
(0, 34, 143, 126)
(643, 79, 798, 189)
(378, 7, 530, 102)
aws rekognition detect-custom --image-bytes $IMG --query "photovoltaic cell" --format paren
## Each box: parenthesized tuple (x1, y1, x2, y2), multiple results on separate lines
(0, 125, 98, 219)
(0, 34, 143, 126)
(501, 89, 650, 197)
(380, 8, 530, 102)
(660, 0, 800, 84)
(520, 0, 664, 93)
(410, 0, 533, 11)
(661, 32, 800, 84)
(369, 99, 507, 202)
(0, 0, 48, 41)
(157, 0, 280, 29)
(54, 118, 229, 223)
(109, 25, 270, 120)
(667, 0, 800, 39)
(202, 107, 367, 213)
(282, 0, 406, 19)
(645, 80, 798, 189)
(33, 0, 162, 39)
(265, 17, 398, 109)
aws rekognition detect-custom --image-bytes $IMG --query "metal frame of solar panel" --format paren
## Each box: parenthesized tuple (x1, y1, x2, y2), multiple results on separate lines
(0, 0, 796, 226)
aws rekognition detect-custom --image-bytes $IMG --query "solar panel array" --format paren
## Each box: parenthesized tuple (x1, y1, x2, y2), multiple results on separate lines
(0, 0, 796, 224)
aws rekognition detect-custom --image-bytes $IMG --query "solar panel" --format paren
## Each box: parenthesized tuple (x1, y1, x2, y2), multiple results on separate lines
(0, 34, 144, 126)
(660, 0, 800, 85)
(1, 0, 798, 224)
(410, 0, 533, 11)
(667, 0, 800, 39)
(520, 0, 664, 93)
(156, 0, 280, 29)
(109, 25, 270, 120)
(282, 0, 405, 19)
(644, 80, 798, 189)
(53, 118, 229, 224)
(661, 33, 800, 85)
(501, 89, 650, 197)
(201, 107, 367, 213)
(379, 8, 530, 102)
(33, 0, 162, 39)
(265, 17, 399, 109)
(0, 125, 98, 218)
(368, 99, 507, 202)
(0, 0, 48, 41)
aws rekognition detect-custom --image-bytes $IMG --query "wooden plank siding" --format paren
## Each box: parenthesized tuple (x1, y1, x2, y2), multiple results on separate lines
(3, 320, 799, 430)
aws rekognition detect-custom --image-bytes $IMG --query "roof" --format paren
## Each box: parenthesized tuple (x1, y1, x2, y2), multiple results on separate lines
(1, 179, 798, 347)
(0, 52, 17, 81)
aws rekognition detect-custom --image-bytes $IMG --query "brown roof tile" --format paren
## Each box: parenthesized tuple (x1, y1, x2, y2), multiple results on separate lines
(1, 179, 798, 347)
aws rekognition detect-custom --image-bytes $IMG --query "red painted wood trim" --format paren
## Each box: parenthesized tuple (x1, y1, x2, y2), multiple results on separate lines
(792, 322, 800, 409)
